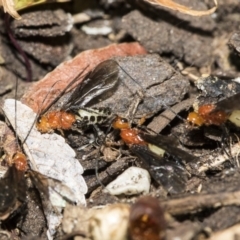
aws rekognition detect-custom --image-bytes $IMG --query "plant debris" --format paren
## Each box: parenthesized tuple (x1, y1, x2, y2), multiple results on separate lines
(144, 0, 218, 16)
(1, 0, 240, 239)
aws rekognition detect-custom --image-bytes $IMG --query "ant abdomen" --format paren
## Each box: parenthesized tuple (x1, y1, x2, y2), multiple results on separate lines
(36, 111, 76, 133)
(187, 104, 229, 126)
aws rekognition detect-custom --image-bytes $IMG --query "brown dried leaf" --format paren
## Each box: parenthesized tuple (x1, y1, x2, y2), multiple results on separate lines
(0, 121, 18, 166)
(0, 0, 21, 19)
(21, 42, 147, 113)
(145, 0, 218, 16)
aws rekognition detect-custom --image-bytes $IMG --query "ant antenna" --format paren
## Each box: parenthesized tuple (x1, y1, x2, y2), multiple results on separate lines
(41, 65, 89, 116)
(116, 62, 146, 105)
(21, 80, 62, 145)
(14, 77, 21, 151)
(162, 103, 186, 122)
(117, 60, 189, 129)
(116, 62, 146, 93)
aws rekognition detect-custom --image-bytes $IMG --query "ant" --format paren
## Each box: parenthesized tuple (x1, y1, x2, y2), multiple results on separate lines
(36, 59, 119, 134)
(111, 115, 196, 194)
(0, 150, 27, 221)
(187, 92, 240, 127)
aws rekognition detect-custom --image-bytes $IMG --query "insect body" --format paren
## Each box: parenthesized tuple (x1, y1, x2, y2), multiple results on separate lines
(0, 152, 27, 221)
(187, 92, 240, 127)
(37, 59, 119, 133)
(112, 116, 194, 194)
(112, 116, 146, 145)
(128, 196, 166, 240)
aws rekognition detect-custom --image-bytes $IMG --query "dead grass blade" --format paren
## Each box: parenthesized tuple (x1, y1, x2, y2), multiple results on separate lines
(0, 0, 21, 19)
(145, 0, 218, 16)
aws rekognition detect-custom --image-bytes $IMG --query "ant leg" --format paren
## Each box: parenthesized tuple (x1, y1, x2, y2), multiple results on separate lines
(220, 125, 234, 166)
(92, 125, 105, 146)
(125, 90, 144, 125)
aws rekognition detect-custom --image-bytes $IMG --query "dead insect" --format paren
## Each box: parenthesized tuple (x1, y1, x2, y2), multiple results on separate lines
(36, 59, 119, 133)
(128, 196, 166, 240)
(112, 116, 195, 194)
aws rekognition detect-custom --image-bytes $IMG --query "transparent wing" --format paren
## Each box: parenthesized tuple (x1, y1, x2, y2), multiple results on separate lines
(0, 167, 26, 220)
(140, 133, 198, 164)
(130, 144, 189, 194)
(213, 92, 240, 113)
(63, 59, 119, 110)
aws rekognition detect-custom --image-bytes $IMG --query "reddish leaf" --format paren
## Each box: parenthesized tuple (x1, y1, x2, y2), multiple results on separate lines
(21, 42, 146, 112)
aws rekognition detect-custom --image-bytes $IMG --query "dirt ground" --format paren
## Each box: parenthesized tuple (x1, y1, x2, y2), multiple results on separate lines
(1, 0, 240, 239)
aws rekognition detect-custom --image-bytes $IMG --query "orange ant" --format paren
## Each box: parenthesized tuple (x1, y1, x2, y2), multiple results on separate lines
(0, 137, 27, 221)
(187, 91, 240, 127)
(112, 116, 146, 146)
(36, 59, 119, 133)
(128, 196, 166, 240)
(110, 115, 195, 194)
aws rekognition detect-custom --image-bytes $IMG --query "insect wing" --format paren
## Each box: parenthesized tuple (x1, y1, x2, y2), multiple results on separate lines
(0, 167, 26, 220)
(213, 92, 240, 114)
(130, 144, 189, 194)
(63, 59, 119, 110)
(140, 133, 198, 164)
(29, 170, 77, 235)
(29, 170, 76, 208)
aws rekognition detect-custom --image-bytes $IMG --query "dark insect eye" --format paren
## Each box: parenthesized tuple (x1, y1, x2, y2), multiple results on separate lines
(121, 118, 128, 123)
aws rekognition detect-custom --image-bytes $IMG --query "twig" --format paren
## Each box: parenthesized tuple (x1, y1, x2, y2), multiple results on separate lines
(161, 190, 240, 215)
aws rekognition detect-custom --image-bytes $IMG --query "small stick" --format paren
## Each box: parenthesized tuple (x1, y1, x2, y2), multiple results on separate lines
(147, 98, 194, 133)
(161, 190, 240, 216)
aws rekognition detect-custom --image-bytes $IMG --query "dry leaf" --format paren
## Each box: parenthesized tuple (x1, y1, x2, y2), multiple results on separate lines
(0, 121, 18, 166)
(21, 42, 147, 113)
(145, 0, 218, 16)
(0, 0, 21, 19)
(14, 0, 70, 11)
(0, 0, 70, 20)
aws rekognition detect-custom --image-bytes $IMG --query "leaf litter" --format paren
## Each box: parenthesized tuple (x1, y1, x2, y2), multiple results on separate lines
(3, 2, 240, 238)
(0, 42, 150, 239)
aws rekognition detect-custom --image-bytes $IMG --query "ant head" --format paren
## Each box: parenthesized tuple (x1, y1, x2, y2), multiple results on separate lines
(112, 116, 130, 130)
(36, 114, 51, 133)
(12, 151, 27, 172)
(187, 112, 204, 127)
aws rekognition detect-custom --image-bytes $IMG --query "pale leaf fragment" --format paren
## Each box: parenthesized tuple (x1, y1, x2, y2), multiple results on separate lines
(0, 0, 21, 19)
(0, 0, 71, 20)
(14, 0, 71, 11)
(145, 0, 218, 16)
